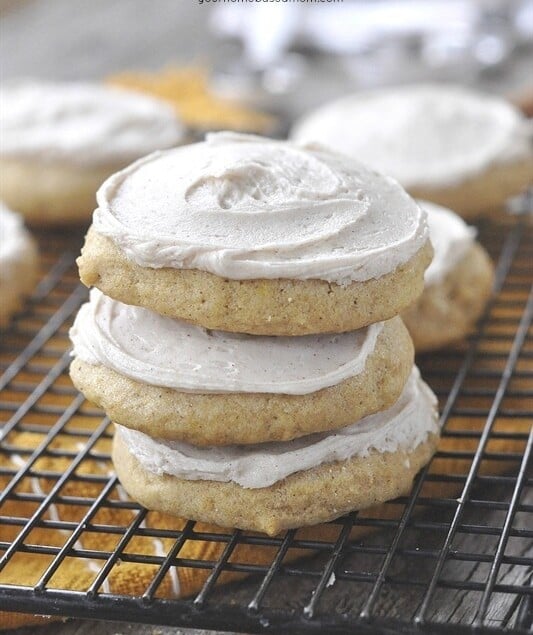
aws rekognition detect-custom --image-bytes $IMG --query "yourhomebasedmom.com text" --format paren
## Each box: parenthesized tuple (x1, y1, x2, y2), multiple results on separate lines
(199, 0, 343, 4)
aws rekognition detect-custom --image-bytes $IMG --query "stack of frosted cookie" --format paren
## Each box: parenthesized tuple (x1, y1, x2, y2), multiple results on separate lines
(70, 133, 440, 536)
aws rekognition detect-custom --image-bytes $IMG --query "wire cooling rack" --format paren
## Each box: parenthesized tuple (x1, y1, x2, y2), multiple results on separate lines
(0, 214, 532, 635)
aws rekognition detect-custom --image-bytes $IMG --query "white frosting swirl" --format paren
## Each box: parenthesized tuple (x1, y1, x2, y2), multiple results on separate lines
(116, 367, 439, 488)
(93, 132, 428, 284)
(0, 80, 185, 166)
(0, 203, 32, 266)
(292, 84, 533, 188)
(419, 200, 477, 286)
(0, 203, 37, 309)
(70, 289, 383, 395)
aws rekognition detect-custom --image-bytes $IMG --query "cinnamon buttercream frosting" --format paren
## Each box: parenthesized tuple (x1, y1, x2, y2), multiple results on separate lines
(116, 367, 439, 488)
(70, 289, 384, 395)
(0, 202, 34, 271)
(292, 84, 533, 188)
(92, 132, 429, 284)
(0, 80, 185, 165)
(419, 200, 476, 286)
(0, 202, 37, 316)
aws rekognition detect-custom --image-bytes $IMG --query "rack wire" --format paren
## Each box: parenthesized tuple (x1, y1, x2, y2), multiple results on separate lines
(0, 214, 531, 634)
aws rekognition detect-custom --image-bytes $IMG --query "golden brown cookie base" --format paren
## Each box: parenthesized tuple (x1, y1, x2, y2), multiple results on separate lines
(70, 316, 413, 445)
(113, 430, 439, 535)
(0, 158, 124, 225)
(403, 243, 494, 352)
(409, 158, 533, 220)
(78, 227, 433, 336)
(0, 237, 39, 327)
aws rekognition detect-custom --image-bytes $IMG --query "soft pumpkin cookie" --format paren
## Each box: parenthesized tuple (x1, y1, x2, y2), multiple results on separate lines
(70, 290, 414, 446)
(78, 132, 432, 335)
(0, 203, 38, 326)
(112, 368, 440, 535)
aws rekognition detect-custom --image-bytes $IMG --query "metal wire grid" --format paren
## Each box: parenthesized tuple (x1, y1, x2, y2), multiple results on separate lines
(0, 219, 531, 635)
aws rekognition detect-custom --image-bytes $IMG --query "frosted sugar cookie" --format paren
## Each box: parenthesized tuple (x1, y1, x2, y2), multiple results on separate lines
(78, 132, 432, 335)
(402, 201, 494, 352)
(0, 203, 38, 325)
(70, 290, 414, 445)
(292, 84, 533, 218)
(0, 81, 185, 224)
(112, 367, 439, 535)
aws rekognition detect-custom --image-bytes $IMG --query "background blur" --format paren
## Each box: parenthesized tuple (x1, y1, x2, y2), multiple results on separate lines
(1, 0, 533, 123)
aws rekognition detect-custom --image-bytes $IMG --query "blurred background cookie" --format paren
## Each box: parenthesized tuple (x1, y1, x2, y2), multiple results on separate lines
(107, 66, 277, 136)
(292, 84, 533, 219)
(402, 201, 495, 352)
(0, 80, 186, 225)
(0, 202, 38, 326)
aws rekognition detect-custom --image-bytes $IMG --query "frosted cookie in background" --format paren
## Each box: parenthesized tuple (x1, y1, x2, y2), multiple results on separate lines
(402, 201, 494, 352)
(0, 81, 186, 225)
(78, 132, 433, 336)
(0, 203, 38, 326)
(292, 84, 533, 219)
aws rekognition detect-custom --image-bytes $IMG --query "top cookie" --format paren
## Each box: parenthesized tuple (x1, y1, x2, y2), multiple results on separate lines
(292, 84, 533, 218)
(79, 132, 432, 335)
